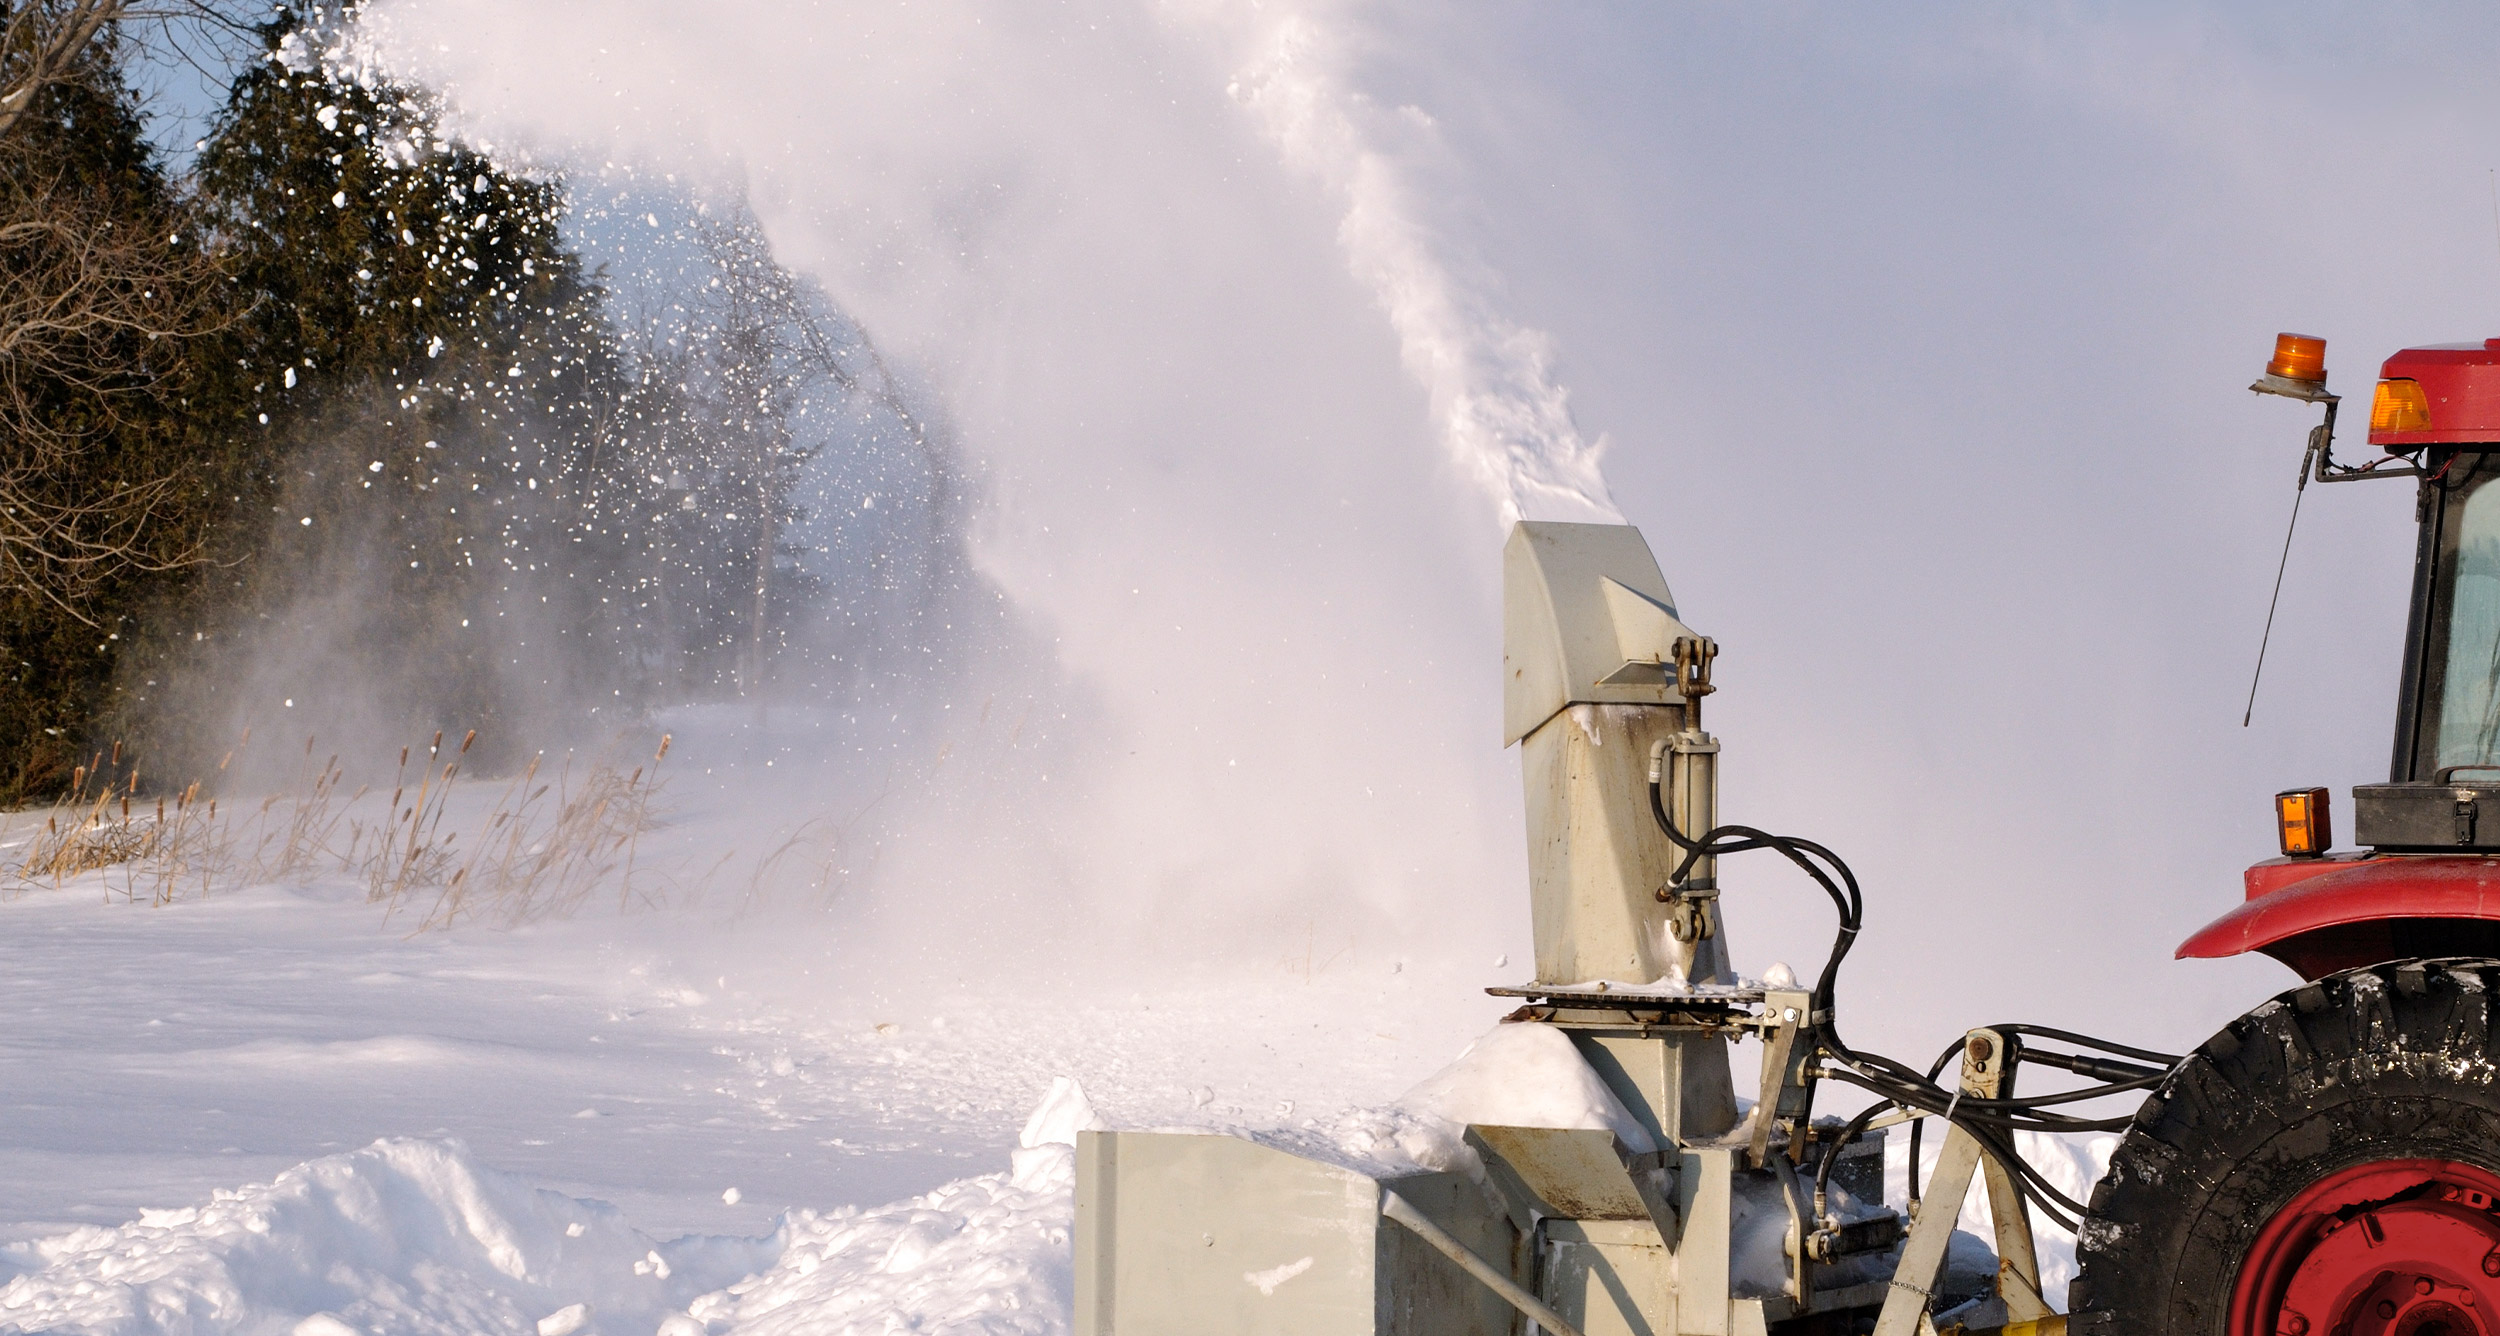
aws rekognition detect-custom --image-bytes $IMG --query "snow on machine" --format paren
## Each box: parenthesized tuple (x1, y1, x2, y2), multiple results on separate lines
(1074, 333, 2500, 1336)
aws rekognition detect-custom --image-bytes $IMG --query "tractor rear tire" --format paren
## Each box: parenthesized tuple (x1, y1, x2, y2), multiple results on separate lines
(2070, 959, 2500, 1336)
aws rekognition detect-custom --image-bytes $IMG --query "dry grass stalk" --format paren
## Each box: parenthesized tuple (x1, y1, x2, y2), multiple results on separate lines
(412, 733, 669, 930)
(367, 729, 473, 920)
(3, 727, 672, 926)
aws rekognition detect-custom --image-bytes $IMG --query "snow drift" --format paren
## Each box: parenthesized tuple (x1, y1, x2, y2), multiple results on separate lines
(0, 1134, 1075, 1336)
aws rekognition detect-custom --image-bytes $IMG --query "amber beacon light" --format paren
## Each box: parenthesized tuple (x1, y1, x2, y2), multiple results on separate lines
(2275, 786, 2331, 858)
(2251, 332, 2337, 404)
(2268, 333, 2328, 385)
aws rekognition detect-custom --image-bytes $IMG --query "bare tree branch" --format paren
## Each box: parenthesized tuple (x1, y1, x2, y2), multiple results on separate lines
(0, 154, 236, 617)
(0, 1, 124, 145)
(0, 1, 262, 148)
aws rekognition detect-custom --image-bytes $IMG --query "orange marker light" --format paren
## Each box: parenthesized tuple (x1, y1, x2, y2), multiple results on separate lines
(2371, 378, 2431, 433)
(2276, 787, 2331, 858)
(2267, 333, 2329, 385)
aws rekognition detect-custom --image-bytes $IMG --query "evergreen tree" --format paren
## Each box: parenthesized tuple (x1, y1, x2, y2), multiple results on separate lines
(112, 11, 660, 780)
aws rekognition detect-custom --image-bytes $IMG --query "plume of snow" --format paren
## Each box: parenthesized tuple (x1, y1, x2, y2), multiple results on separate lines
(1220, 12, 1621, 528)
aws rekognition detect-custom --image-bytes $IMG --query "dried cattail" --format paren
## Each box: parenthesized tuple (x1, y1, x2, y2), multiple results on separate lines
(208, 800, 216, 820)
(120, 796, 130, 821)
(656, 733, 672, 761)
(218, 749, 234, 772)
(399, 746, 409, 768)
(71, 766, 84, 793)
(430, 730, 444, 758)
(460, 730, 476, 754)
(110, 740, 121, 765)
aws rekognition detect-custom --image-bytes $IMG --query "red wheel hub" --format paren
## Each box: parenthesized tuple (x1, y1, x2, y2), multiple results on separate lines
(2233, 1159, 2500, 1336)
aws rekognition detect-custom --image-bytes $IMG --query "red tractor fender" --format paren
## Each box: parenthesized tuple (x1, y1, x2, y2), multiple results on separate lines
(2179, 854, 2500, 979)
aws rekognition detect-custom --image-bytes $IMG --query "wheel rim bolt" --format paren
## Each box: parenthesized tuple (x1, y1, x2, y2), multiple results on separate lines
(2377, 1300, 2399, 1320)
(2280, 1313, 2308, 1336)
(2417, 1277, 2436, 1296)
(2484, 1246, 2500, 1278)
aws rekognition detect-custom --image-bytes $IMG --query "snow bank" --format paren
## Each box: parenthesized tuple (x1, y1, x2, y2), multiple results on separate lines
(671, 1169, 1070, 1336)
(1216, 1019, 1659, 1181)
(0, 1113, 1083, 1336)
(0, 1138, 734, 1336)
(1398, 1021, 1655, 1153)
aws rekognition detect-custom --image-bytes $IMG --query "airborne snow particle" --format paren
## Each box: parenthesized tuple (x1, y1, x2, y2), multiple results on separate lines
(721, 1186, 741, 1204)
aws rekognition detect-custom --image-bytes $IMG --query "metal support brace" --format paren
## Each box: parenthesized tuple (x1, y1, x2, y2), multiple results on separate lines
(1871, 1028, 2045, 1336)
(1380, 1190, 1585, 1336)
(1749, 988, 1817, 1170)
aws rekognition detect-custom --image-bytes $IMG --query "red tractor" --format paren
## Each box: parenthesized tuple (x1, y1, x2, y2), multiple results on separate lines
(2072, 334, 2500, 1334)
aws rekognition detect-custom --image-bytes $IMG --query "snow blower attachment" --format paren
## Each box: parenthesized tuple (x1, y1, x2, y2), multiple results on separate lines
(1074, 521, 2163, 1335)
(1082, 331, 2500, 1334)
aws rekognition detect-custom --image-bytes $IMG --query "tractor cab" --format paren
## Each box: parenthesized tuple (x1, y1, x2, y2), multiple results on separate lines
(2182, 335, 2500, 976)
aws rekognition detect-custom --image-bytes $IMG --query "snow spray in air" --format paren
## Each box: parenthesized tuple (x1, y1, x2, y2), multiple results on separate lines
(320, 0, 1625, 984)
(1219, 11, 1623, 529)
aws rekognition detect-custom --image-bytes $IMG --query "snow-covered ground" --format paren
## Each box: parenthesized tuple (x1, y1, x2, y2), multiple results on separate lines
(0, 761, 2117, 1334)
(0, 836, 1513, 1334)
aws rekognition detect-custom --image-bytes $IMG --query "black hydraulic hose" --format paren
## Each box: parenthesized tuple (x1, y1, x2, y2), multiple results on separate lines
(1999, 1023, 2181, 1068)
(2020, 1047, 2170, 1085)
(1644, 772, 2179, 1233)
(1814, 1099, 1890, 1220)
(1905, 1036, 1963, 1214)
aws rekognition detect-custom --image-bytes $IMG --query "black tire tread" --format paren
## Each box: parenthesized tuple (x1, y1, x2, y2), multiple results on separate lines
(2070, 957, 2500, 1336)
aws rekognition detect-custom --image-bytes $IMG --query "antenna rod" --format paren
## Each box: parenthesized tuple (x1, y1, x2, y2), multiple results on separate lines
(2244, 422, 2326, 726)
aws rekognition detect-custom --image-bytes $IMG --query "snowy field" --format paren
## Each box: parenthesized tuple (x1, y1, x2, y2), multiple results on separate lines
(0, 791, 2115, 1334)
(0, 798, 1519, 1335)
